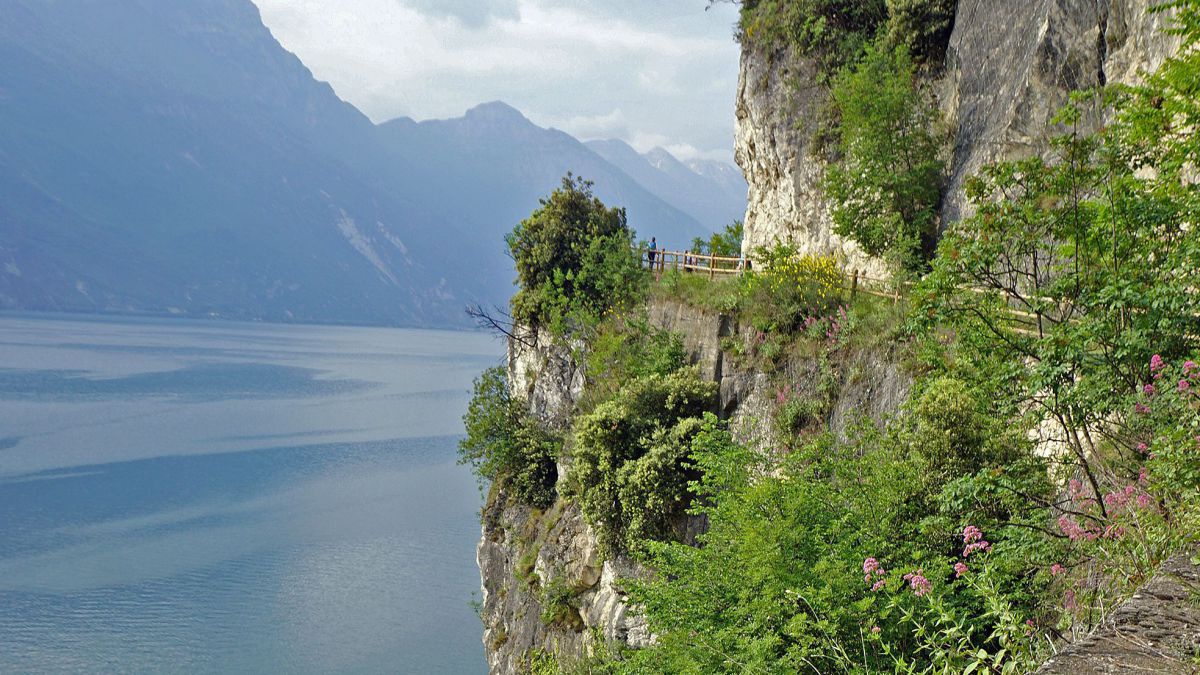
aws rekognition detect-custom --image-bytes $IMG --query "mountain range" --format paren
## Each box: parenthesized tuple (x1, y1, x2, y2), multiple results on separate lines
(0, 0, 745, 327)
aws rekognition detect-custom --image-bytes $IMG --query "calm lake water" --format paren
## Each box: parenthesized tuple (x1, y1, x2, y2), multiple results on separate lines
(0, 313, 499, 673)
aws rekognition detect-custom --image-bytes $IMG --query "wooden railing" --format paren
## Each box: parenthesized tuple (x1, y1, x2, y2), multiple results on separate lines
(642, 249, 749, 279)
(642, 250, 1198, 340)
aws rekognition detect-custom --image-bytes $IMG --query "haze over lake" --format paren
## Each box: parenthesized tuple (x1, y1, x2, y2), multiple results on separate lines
(0, 313, 497, 673)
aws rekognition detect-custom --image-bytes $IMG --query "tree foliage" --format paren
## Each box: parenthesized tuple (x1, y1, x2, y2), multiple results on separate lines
(507, 175, 644, 331)
(459, 366, 560, 507)
(824, 43, 945, 271)
(567, 368, 718, 553)
(690, 220, 744, 257)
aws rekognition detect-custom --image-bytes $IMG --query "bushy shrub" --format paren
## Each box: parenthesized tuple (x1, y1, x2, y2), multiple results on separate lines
(741, 245, 845, 333)
(508, 175, 645, 331)
(568, 368, 718, 553)
(883, 0, 956, 63)
(459, 366, 560, 507)
(824, 43, 945, 271)
(739, 0, 887, 69)
(582, 319, 688, 409)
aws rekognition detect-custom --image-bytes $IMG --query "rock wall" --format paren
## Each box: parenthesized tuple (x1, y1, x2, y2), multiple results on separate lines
(479, 302, 912, 673)
(735, 0, 1181, 268)
(1034, 547, 1200, 674)
(940, 0, 1181, 221)
(734, 39, 888, 278)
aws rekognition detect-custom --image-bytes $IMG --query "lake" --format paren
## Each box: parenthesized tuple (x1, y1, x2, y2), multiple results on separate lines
(0, 313, 500, 673)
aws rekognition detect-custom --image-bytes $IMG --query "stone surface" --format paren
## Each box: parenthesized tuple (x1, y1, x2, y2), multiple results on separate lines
(736, 0, 1181, 268)
(734, 40, 887, 278)
(939, 0, 1181, 222)
(1036, 548, 1200, 674)
(507, 326, 584, 432)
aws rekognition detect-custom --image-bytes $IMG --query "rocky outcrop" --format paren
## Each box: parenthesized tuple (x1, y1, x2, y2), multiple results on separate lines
(1035, 548, 1200, 674)
(477, 495, 650, 675)
(734, 39, 887, 278)
(507, 327, 584, 432)
(734, 0, 1182, 268)
(480, 303, 912, 672)
(940, 0, 1182, 221)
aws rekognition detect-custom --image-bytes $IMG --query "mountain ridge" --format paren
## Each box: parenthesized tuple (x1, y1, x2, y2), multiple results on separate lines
(0, 0, 742, 327)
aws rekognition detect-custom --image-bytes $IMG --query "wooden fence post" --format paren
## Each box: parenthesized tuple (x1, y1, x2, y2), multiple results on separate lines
(851, 269, 859, 300)
(709, 253, 715, 280)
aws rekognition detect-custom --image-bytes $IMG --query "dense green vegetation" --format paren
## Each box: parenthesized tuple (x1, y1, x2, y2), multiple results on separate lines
(466, 3, 1200, 671)
(736, 0, 954, 66)
(459, 366, 560, 507)
(603, 3, 1200, 672)
(568, 369, 718, 553)
(824, 44, 944, 272)
(507, 174, 645, 332)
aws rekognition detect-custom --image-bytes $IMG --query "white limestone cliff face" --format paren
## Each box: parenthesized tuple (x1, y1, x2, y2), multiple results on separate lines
(734, 40, 888, 278)
(734, 0, 1181, 271)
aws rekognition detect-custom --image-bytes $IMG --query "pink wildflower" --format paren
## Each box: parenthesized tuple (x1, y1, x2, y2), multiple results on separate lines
(1180, 379, 1191, 393)
(1185, 361, 1197, 377)
(1050, 563, 1065, 576)
(962, 525, 991, 556)
(1136, 492, 1154, 509)
(1143, 383, 1156, 397)
(1136, 402, 1151, 414)
(903, 570, 932, 597)
(1058, 515, 1086, 541)
(954, 562, 969, 578)
(1138, 467, 1150, 486)
(1150, 354, 1165, 375)
(863, 558, 886, 585)
(871, 579, 886, 592)
(871, 625, 881, 635)
(1136, 442, 1149, 454)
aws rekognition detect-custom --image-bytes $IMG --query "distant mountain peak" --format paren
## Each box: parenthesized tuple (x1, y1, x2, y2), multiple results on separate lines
(464, 101, 528, 124)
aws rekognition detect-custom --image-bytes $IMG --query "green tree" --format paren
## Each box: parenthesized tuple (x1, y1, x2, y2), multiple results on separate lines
(459, 366, 560, 507)
(738, 0, 887, 69)
(507, 174, 644, 330)
(568, 368, 718, 553)
(883, 0, 956, 63)
(824, 43, 945, 271)
(690, 221, 744, 257)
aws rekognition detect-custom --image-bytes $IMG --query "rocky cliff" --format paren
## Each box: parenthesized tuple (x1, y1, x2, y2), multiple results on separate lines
(477, 300, 911, 673)
(479, 2, 1186, 671)
(734, 0, 1181, 268)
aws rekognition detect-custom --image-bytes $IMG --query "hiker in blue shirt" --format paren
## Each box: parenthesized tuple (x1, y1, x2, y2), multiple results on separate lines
(647, 237, 657, 267)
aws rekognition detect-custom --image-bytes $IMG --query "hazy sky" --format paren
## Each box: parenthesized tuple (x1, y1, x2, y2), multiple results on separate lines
(252, 0, 743, 162)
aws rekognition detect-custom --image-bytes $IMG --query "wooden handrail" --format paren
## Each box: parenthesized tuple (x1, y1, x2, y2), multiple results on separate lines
(640, 250, 1199, 337)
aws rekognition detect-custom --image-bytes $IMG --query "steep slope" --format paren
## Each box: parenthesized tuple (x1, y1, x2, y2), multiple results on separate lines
(0, 1, 716, 326)
(377, 105, 710, 255)
(585, 139, 747, 231)
(0, 0, 474, 326)
(734, 0, 1181, 271)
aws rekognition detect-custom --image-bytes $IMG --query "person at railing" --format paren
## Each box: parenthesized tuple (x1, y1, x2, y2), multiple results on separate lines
(647, 237, 657, 268)
(684, 250, 694, 272)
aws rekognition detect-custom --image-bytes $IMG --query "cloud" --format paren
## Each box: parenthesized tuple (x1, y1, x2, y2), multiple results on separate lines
(403, 0, 519, 28)
(252, 0, 742, 161)
(547, 109, 629, 140)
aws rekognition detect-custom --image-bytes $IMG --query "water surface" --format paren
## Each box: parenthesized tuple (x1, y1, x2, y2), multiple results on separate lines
(0, 313, 498, 673)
